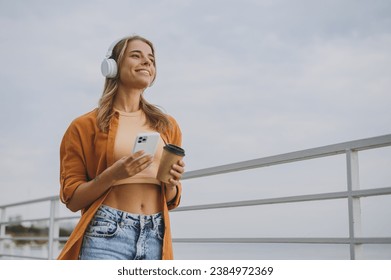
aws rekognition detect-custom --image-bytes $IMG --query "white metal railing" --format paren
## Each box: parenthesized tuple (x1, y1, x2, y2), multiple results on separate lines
(1, 134, 390, 260)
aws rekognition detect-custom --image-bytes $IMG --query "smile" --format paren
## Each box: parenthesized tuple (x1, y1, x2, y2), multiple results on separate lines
(136, 69, 150, 75)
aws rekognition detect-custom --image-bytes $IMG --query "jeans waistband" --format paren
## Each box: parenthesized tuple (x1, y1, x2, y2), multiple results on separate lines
(98, 204, 162, 224)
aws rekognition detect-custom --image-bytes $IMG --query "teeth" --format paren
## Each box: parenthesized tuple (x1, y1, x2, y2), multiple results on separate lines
(138, 70, 149, 75)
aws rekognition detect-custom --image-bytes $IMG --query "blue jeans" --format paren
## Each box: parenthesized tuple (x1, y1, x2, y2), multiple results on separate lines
(79, 205, 164, 260)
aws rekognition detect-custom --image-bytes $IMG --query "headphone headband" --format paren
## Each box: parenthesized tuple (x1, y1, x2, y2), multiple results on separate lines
(104, 37, 127, 58)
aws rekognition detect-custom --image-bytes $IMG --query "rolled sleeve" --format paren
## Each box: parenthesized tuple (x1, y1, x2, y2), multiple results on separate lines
(59, 123, 87, 205)
(165, 115, 183, 210)
(167, 182, 182, 210)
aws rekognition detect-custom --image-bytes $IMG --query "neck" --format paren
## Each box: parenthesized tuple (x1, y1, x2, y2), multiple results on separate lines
(114, 86, 144, 113)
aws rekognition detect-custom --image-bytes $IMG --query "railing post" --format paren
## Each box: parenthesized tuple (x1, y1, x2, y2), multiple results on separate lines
(48, 199, 59, 260)
(0, 207, 6, 258)
(346, 149, 362, 259)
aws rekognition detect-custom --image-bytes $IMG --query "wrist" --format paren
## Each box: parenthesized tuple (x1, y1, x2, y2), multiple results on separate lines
(99, 166, 116, 187)
(165, 184, 178, 205)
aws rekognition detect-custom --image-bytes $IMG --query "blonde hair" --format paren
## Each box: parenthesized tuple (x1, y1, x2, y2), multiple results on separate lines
(97, 35, 171, 133)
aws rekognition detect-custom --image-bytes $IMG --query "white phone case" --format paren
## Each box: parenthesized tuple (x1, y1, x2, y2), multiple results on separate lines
(132, 132, 160, 156)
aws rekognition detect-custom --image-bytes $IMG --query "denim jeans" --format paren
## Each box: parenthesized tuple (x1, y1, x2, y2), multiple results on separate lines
(79, 205, 164, 260)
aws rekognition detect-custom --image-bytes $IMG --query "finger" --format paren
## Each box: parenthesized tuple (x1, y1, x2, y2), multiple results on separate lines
(170, 169, 182, 180)
(172, 164, 185, 174)
(177, 160, 186, 167)
(127, 156, 153, 176)
(125, 150, 146, 163)
(136, 158, 153, 170)
(132, 154, 153, 167)
(124, 153, 152, 171)
(127, 152, 153, 165)
(168, 178, 179, 186)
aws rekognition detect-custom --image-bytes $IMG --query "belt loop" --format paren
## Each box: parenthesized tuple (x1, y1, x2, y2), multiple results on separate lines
(118, 208, 124, 223)
(152, 215, 156, 230)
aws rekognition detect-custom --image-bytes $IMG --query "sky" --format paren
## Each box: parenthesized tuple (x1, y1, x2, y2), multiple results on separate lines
(0, 0, 390, 259)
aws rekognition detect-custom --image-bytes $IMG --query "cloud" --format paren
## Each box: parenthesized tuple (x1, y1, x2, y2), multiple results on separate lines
(1, 0, 390, 174)
(0, 1, 390, 255)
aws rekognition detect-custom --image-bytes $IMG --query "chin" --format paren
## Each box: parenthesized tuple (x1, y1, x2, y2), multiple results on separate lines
(136, 77, 153, 87)
(123, 79, 151, 89)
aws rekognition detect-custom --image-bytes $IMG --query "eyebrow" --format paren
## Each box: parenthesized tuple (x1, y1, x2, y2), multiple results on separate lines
(129, 49, 155, 58)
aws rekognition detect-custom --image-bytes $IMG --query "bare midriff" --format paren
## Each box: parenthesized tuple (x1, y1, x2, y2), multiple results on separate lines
(103, 183, 162, 215)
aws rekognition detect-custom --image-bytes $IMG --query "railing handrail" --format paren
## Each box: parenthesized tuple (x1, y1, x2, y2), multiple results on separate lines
(1, 133, 391, 260)
(173, 186, 391, 212)
(182, 134, 391, 180)
(2, 186, 389, 224)
(1, 134, 390, 209)
(0, 195, 59, 209)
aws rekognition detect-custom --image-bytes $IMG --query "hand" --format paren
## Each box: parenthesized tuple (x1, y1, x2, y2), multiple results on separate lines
(109, 150, 153, 182)
(167, 159, 185, 187)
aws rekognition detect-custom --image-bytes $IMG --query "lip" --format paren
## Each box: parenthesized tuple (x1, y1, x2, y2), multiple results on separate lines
(135, 69, 151, 75)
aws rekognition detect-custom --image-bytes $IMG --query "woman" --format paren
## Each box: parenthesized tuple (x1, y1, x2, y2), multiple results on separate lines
(58, 35, 185, 260)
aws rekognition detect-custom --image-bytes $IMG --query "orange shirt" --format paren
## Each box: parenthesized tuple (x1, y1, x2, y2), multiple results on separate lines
(58, 108, 182, 260)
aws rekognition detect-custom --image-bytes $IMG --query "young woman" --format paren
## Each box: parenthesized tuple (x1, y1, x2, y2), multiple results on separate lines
(58, 35, 185, 260)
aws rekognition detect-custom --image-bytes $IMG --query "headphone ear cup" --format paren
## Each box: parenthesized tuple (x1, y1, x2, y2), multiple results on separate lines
(101, 58, 118, 78)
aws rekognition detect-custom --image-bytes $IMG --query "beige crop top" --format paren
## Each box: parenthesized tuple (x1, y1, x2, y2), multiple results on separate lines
(112, 109, 165, 186)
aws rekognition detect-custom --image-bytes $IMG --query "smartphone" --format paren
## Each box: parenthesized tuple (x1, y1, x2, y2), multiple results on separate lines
(132, 132, 160, 157)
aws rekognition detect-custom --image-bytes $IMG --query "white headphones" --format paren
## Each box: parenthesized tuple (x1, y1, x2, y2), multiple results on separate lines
(101, 37, 126, 78)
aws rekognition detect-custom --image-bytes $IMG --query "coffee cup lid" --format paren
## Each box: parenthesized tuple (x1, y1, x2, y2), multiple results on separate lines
(164, 144, 185, 156)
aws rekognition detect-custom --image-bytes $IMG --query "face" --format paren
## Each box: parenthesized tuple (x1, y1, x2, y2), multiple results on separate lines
(118, 39, 156, 89)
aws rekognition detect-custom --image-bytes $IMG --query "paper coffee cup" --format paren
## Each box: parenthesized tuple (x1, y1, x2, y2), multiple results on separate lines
(157, 144, 185, 184)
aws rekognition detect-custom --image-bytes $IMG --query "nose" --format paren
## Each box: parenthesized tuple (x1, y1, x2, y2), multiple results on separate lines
(142, 57, 152, 66)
